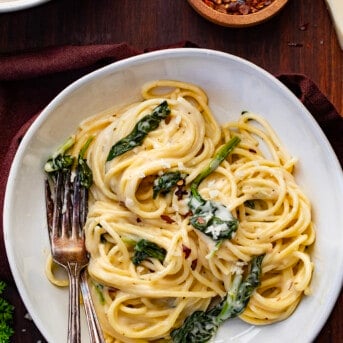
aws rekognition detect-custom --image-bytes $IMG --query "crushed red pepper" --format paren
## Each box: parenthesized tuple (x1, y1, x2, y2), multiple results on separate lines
(174, 178, 188, 200)
(182, 244, 192, 258)
(160, 214, 175, 224)
(203, 0, 275, 15)
(191, 259, 198, 270)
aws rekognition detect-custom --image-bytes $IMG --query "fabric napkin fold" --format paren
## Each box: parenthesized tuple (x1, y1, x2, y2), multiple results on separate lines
(0, 42, 342, 342)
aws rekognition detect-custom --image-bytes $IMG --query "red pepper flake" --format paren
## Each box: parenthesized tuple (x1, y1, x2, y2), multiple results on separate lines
(165, 116, 172, 125)
(196, 217, 206, 224)
(182, 244, 192, 259)
(191, 259, 198, 270)
(175, 179, 188, 200)
(136, 217, 142, 223)
(160, 214, 175, 224)
(182, 210, 193, 219)
(108, 287, 118, 296)
(202, 0, 275, 15)
(203, 0, 214, 8)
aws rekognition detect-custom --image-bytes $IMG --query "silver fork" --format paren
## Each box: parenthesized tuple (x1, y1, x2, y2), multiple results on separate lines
(45, 169, 105, 343)
(80, 270, 105, 343)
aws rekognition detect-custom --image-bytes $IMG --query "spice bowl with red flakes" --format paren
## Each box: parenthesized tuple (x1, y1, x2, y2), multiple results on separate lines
(188, 0, 289, 27)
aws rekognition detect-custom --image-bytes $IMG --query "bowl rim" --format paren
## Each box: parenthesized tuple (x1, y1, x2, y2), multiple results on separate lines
(188, 0, 289, 27)
(0, 0, 50, 13)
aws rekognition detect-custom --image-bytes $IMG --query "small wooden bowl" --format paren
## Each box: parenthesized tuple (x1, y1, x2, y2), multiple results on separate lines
(187, 0, 289, 27)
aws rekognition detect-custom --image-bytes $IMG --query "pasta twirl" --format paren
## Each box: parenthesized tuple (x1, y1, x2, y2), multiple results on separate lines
(45, 80, 315, 342)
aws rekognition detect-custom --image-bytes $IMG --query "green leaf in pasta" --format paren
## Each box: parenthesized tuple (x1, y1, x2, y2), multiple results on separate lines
(44, 136, 75, 173)
(153, 171, 187, 198)
(132, 239, 167, 266)
(77, 137, 94, 189)
(106, 101, 171, 161)
(170, 255, 264, 343)
(188, 136, 240, 241)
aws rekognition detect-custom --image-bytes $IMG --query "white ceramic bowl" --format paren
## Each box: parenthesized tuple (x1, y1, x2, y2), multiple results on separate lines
(0, 0, 50, 12)
(4, 48, 343, 343)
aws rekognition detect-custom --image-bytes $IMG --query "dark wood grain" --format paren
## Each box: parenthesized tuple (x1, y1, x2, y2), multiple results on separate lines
(0, 0, 342, 114)
(0, 0, 342, 342)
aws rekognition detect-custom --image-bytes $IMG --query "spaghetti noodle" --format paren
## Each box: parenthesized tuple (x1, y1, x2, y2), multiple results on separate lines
(45, 80, 315, 342)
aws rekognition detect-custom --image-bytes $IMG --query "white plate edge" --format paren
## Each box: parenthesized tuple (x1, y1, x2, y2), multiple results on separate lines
(0, 0, 50, 12)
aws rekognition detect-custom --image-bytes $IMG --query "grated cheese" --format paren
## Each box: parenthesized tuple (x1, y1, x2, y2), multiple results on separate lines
(125, 198, 135, 207)
(209, 189, 219, 198)
(205, 223, 227, 240)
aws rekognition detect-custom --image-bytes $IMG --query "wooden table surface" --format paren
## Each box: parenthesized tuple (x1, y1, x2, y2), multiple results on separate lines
(0, 0, 342, 342)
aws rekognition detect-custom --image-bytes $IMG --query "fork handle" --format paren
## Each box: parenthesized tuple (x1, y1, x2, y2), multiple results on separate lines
(80, 271, 106, 343)
(67, 262, 83, 343)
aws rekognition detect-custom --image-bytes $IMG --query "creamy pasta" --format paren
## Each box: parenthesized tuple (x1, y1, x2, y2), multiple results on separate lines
(45, 80, 315, 342)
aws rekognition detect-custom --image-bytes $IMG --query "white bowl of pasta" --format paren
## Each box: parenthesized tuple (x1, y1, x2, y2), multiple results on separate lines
(4, 48, 343, 343)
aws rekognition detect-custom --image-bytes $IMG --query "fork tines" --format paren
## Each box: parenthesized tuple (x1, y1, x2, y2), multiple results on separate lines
(45, 169, 88, 240)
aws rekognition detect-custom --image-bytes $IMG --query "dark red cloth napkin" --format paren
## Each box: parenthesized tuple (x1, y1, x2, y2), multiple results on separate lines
(0, 43, 342, 342)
